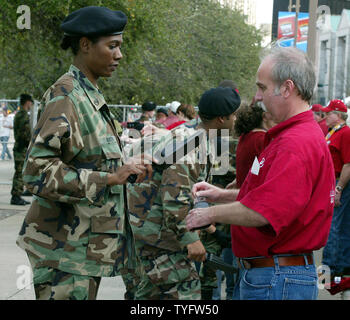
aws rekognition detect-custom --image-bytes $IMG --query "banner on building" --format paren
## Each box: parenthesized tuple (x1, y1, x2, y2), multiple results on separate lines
(277, 11, 309, 52)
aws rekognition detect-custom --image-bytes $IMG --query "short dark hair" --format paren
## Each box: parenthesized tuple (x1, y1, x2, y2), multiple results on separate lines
(198, 111, 231, 124)
(20, 94, 33, 106)
(60, 35, 101, 55)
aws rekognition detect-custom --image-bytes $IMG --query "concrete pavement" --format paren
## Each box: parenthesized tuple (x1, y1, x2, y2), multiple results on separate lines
(0, 154, 340, 300)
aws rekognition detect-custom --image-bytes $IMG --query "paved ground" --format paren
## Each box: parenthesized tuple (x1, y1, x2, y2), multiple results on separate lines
(0, 145, 340, 300)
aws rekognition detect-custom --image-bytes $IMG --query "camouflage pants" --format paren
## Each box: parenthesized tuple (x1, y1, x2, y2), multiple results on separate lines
(121, 267, 142, 300)
(135, 251, 201, 300)
(32, 267, 101, 300)
(11, 152, 25, 196)
(26, 254, 100, 300)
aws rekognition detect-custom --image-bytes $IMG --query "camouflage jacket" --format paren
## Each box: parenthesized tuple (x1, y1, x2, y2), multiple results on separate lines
(13, 109, 31, 152)
(17, 65, 132, 277)
(211, 134, 238, 188)
(127, 125, 212, 257)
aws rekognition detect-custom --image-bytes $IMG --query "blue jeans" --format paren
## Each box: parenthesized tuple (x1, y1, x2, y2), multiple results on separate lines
(0, 136, 11, 160)
(212, 269, 222, 300)
(322, 182, 350, 275)
(235, 255, 318, 300)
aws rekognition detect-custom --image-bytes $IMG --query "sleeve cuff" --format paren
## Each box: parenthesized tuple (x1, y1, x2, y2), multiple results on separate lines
(179, 231, 200, 247)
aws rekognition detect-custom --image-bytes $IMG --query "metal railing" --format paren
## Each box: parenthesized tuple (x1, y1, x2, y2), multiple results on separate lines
(1, 99, 156, 129)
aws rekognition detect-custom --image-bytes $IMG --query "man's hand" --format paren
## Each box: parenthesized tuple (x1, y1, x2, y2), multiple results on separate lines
(186, 206, 213, 232)
(334, 191, 342, 207)
(192, 181, 236, 203)
(187, 240, 206, 262)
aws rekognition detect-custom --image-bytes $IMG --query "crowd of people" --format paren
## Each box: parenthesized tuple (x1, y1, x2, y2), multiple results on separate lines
(3, 5, 350, 300)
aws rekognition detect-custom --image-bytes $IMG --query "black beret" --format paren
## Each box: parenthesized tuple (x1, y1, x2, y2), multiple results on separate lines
(142, 101, 157, 111)
(61, 6, 127, 37)
(198, 87, 241, 116)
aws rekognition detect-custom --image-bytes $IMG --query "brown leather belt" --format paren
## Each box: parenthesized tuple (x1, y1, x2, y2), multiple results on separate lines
(238, 254, 314, 270)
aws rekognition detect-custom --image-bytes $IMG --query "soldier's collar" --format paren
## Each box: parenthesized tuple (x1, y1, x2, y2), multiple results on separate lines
(68, 64, 106, 111)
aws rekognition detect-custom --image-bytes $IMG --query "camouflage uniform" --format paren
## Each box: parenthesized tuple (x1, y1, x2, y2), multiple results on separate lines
(11, 108, 31, 197)
(199, 134, 238, 299)
(211, 135, 238, 188)
(127, 125, 211, 300)
(16, 65, 135, 299)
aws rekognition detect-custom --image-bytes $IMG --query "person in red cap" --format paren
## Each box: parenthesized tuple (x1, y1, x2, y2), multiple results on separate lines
(186, 47, 335, 300)
(321, 99, 350, 299)
(311, 104, 328, 136)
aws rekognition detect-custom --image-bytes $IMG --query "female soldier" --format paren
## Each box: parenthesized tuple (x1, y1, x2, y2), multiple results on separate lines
(16, 6, 151, 300)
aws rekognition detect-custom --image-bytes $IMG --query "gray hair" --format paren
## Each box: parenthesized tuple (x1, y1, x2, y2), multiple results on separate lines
(331, 111, 348, 121)
(264, 47, 316, 102)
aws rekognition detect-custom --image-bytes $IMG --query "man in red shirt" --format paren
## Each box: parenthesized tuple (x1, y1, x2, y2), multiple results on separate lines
(311, 104, 328, 136)
(186, 47, 335, 300)
(321, 99, 350, 299)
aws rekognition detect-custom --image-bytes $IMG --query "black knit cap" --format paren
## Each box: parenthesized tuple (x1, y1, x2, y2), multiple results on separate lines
(61, 6, 127, 37)
(198, 87, 241, 116)
(142, 101, 157, 111)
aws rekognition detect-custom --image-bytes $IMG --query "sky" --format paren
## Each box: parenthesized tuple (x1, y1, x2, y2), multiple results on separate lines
(256, 0, 274, 26)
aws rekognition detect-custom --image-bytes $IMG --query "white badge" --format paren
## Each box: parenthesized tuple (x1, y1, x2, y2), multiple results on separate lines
(251, 156, 260, 176)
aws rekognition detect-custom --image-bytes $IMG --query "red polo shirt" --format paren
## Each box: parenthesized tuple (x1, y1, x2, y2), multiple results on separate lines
(327, 125, 350, 177)
(236, 131, 266, 188)
(231, 111, 335, 258)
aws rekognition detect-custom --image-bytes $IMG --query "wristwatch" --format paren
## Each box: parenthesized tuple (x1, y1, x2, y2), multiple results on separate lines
(335, 185, 343, 193)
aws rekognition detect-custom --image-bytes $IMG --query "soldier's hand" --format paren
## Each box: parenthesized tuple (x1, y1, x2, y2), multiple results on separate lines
(187, 240, 206, 262)
(110, 153, 155, 184)
(107, 163, 149, 185)
(205, 224, 216, 234)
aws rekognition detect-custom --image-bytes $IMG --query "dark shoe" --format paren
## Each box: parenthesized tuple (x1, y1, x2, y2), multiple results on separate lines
(10, 195, 30, 205)
(22, 190, 32, 197)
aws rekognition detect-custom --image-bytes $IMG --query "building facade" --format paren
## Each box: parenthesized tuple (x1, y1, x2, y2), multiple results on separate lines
(316, 9, 350, 105)
(272, 0, 350, 40)
(219, 0, 257, 26)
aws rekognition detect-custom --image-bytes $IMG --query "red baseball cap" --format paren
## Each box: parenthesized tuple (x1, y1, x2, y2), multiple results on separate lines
(311, 104, 323, 112)
(322, 99, 347, 113)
